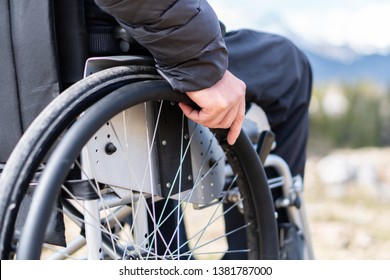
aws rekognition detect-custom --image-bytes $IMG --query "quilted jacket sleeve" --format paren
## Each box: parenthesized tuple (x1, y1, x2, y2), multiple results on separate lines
(94, 0, 228, 92)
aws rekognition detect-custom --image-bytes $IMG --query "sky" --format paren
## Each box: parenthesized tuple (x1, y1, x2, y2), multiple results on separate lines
(208, 0, 390, 55)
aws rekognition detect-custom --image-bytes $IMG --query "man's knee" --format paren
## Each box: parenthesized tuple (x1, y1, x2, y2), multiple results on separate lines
(226, 29, 312, 103)
(273, 33, 312, 94)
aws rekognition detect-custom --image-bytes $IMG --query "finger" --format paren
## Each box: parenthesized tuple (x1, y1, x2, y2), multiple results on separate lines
(196, 100, 237, 128)
(216, 103, 240, 129)
(226, 100, 245, 145)
(181, 102, 228, 128)
(178, 102, 201, 123)
(227, 119, 240, 145)
(202, 110, 230, 128)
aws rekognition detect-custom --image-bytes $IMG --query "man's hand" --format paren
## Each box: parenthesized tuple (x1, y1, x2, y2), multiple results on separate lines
(179, 70, 246, 145)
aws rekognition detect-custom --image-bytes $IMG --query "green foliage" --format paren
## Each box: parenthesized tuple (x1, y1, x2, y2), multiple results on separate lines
(308, 81, 390, 155)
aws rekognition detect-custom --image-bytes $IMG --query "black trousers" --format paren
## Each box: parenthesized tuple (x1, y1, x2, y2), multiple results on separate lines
(226, 29, 312, 176)
(223, 30, 312, 259)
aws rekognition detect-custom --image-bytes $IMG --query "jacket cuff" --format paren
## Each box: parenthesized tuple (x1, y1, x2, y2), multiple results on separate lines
(155, 35, 228, 92)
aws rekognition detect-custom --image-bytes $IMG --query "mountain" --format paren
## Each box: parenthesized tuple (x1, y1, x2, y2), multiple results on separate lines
(302, 47, 390, 86)
(252, 12, 390, 86)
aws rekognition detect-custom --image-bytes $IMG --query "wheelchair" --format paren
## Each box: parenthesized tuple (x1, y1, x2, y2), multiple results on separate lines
(0, 4, 313, 258)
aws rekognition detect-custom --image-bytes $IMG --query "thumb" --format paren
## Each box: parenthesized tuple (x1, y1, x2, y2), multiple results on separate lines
(178, 102, 200, 122)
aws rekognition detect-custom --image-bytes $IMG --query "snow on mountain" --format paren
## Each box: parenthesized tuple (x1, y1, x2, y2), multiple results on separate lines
(250, 12, 390, 85)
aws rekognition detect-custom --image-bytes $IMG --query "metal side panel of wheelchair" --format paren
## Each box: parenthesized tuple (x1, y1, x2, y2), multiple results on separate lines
(81, 56, 226, 206)
(81, 103, 226, 206)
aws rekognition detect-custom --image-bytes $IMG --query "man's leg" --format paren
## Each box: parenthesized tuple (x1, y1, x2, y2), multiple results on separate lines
(225, 29, 312, 176)
(222, 30, 312, 259)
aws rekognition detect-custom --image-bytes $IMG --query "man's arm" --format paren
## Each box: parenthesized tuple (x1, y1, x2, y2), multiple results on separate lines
(94, 0, 227, 92)
(94, 0, 245, 144)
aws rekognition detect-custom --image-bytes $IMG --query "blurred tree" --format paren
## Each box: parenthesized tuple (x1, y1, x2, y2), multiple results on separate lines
(308, 81, 389, 155)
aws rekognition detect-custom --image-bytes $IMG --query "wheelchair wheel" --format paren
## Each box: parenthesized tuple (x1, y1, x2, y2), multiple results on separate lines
(0, 67, 278, 260)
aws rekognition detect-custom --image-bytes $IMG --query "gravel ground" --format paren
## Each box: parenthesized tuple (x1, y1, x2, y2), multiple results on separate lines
(304, 147, 390, 260)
